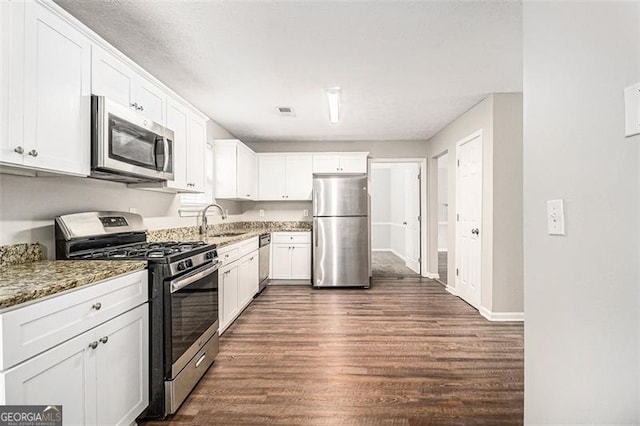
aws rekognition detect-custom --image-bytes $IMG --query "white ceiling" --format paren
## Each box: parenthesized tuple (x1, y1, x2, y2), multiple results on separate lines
(55, 1, 522, 143)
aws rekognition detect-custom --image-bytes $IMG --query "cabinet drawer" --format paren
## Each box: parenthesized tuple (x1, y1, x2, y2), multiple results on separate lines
(272, 232, 311, 244)
(238, 237, 258, 258)
(0, 270, 147, 370)
(218, 247, 239, 265)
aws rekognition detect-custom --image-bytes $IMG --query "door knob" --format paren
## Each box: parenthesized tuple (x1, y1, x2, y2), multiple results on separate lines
(14, 146, 24, 154)
(28, 149, 38, 157)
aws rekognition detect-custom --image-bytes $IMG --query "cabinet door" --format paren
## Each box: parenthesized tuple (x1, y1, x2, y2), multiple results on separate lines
(237, 256, 251, 310)
(91, 45, 135, 109)
(290, 244, 311, 280)
(339, 154, 368, 173)
(285, 155, 313, 200)
(271, 244, 291, 279)
(214, 140, 238, 199)
(136, 77, 166, 125)
(165, 98, 189, 191)
(312, 155, 340, 173)
(95, 304, 149, 426)
(188, 116, 207, 193)
(248, 251, 260, 296)
(1, 329, 96, 425)
(258, 155, 286, 200)
(221, 265, 239, 330)
(22, 1, 90, 175)
(0, 1, 22, 165)
(237, 143, 257, 200)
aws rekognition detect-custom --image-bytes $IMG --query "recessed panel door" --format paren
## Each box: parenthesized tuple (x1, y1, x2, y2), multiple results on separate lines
(455, 132, 482, 309)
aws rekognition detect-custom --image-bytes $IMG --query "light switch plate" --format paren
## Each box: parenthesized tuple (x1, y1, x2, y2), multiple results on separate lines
(624, 82, 640, 137)
(303, 209, 309, 217)
(547, 199, 565, 236)
(259, 209, 264, 217)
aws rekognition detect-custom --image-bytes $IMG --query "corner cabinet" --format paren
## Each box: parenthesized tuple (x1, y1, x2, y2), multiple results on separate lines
(258, 154, 313, 200)
(1, 0, 91, 176)
(312, 153, 368, 174)
(214, 139, 258, 200)
(0, 270, 149, 426)
(271, 232, 312, 281)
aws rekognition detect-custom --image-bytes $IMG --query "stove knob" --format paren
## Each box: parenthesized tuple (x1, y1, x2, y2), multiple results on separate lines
(177, 262, 186, 271)
(185, 259, 194, 268)
(205, 251, 213, 260)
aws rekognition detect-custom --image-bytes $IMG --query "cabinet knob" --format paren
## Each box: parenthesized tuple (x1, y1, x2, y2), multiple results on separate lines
(138, 105, 144, 111)
(14, 146, 24, 154)
(130, 102, 138, 109)
(91, 302, 102, 311)
(28, 149, 38, 157)
(246, 194, 250, 197)
(99, 336, 109, 344)
(88, 341, 99, 350)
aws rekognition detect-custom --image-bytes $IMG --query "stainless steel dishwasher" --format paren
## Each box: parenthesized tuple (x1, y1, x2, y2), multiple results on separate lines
(258, 233, 270, 293)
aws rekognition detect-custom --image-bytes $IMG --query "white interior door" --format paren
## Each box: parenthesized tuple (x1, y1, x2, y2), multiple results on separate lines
(455, 132, 482, 309)
(404, 165, 421, 273)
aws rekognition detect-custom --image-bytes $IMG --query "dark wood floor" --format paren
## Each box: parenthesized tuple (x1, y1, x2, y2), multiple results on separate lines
(144, 279, 523, 425)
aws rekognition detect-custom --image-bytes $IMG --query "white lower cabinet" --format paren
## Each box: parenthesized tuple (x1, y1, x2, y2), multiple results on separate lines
(1, 304, 149, 426)
(271, 232, 312, 280)
(218, 238, 260, 334)
(0, 270, 149, 426)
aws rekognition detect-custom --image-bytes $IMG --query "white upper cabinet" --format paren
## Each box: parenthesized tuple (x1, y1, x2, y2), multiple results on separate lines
(215, 139, 257, 200)
(1, 1, 91, 176)
(237, 143, 258, 200)
(312, 153, 368, 174)
(165, 98, 189, 190)
(91, 45, 166, 125)
(187, 115, 207, 193)
(258, 154, 312, 200)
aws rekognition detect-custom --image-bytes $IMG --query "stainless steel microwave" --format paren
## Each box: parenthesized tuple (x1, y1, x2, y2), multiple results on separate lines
(91, 95, 174, 183)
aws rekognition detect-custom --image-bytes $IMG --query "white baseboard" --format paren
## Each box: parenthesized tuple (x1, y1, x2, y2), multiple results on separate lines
(479, 306, 524, 322)
(371, 248, 391, 252)
(445, 285, 457, 296)
(424, 272, 440, 279)
(389, 249, 406, 261)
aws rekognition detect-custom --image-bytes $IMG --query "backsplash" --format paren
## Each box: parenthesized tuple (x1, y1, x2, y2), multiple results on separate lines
(0, 243, 44, 267)
(147, 221, 312, 242)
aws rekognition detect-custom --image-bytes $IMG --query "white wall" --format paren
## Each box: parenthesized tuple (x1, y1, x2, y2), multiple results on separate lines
(437, 154, 448, 251)
(370, 166, 391, 250)
(523, 2, 639, 423)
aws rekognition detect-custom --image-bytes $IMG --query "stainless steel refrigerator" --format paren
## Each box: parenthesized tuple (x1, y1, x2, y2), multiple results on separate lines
(312, 174, 370, 288)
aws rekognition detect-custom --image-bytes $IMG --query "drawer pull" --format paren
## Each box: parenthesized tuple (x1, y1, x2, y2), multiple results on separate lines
(88, 341, 98, 350)
(91, 302, 102, 311)
(99, 336, 109, 344)
(195, 353, 207, 368)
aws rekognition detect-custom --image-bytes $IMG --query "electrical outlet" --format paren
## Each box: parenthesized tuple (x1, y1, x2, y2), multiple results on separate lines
(547, 199, 565, 235)
(303, 209, 309, 217)
(259, 209, 264, 217)
(129, 208, 138, 214)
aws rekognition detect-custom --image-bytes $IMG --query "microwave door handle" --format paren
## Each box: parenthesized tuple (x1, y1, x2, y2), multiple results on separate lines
(163, 138, 170, 172)
(154, 137, 164, 171)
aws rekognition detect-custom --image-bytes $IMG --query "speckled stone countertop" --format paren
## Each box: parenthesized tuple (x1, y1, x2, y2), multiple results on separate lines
(0, 243, 44, 267)
(148, 221, 312, 249)
(0, 260, 147, 312)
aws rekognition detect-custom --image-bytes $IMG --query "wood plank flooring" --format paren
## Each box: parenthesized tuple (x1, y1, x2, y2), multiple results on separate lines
(143, 279, 523, 425)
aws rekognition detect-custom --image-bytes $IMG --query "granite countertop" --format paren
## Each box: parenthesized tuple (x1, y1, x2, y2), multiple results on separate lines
(148, 221, 312, 249)
(0, 260, 147, 312)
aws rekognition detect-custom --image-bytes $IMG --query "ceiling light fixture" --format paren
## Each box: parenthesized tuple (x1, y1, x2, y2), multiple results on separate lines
(326, 88, 341, 124)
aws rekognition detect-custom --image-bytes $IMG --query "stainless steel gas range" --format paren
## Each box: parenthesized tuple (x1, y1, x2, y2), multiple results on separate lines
(54, 211, 219, 420)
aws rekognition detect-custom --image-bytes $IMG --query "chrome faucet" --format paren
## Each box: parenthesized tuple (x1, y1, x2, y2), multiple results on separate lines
(199, 203, 227, 235)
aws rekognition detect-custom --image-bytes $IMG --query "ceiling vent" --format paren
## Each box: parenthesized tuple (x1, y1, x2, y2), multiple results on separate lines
(276, 106, 295, 117)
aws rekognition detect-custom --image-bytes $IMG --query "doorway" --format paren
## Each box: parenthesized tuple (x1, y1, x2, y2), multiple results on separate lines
(455, 131, 483, 309)
(435, 152, 449, 285)
(370, 161, 422, 278)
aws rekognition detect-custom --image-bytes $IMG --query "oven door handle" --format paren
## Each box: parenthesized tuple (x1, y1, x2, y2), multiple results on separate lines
(170, 261, 220, 294)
